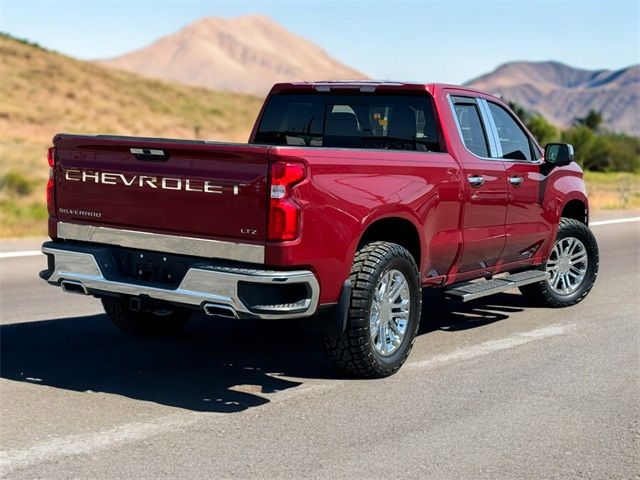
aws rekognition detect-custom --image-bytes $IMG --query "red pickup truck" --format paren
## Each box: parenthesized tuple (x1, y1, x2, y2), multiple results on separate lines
(41, 81, 599, 378)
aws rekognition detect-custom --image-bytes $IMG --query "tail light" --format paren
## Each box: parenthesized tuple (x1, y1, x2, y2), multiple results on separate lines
(46, 146, 56, 216)
(267, 162, 306, 241)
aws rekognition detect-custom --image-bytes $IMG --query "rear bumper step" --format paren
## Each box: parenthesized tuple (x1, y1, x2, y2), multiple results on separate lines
(445, 270, 550, 302)
(41, 243, 319, 320)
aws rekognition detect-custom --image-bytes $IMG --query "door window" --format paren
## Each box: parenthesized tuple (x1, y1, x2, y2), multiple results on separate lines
(452, 102, 489, 158)
(487, 103, 533, 161)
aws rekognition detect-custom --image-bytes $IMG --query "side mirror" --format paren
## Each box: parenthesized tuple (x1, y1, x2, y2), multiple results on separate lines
(544, 143, 574, 167)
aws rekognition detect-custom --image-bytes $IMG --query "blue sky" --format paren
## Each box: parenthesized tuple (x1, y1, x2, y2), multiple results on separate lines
(1, 0, 638, 84)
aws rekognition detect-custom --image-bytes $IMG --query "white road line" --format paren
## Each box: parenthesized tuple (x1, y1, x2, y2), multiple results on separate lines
(0, 324, 573, 474)
(0, 412, 203, 476)
(0, 323, 572, 474)
(0, 250, 42, 259)
(406, 324, 575, 369)
(0, 382, 338, 475)
(590, 216, 640, 226)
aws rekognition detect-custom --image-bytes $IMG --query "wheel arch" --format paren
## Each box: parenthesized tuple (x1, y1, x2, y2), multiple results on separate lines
(357, 216, 422, 271)
(561, 198, 588, 224)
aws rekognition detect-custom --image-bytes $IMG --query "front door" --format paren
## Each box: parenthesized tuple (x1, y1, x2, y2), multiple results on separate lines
(484, 101, 552, 264)
(449, 96, 508, 274)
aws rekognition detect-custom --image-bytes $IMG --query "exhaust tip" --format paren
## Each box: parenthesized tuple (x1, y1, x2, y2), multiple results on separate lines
(61, 280, 89, 295)
(203, 303, 238, 319)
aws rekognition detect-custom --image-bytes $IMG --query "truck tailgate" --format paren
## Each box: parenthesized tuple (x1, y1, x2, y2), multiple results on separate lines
(53, 135, 269, 243)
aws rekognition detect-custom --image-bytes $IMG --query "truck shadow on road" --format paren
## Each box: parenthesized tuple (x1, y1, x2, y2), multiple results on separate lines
(1, 292, 532, 413)
(420, 290, 528, 333)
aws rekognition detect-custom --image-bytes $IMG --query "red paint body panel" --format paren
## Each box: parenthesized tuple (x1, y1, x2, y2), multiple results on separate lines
(49, 82, 589, 306)
(52, 135, 270, 244)
(264, 147, 462, 303)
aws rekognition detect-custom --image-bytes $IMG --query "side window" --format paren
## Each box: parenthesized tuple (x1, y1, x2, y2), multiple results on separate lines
(453, 102, 489, 157)
(487, 102, 533, 161)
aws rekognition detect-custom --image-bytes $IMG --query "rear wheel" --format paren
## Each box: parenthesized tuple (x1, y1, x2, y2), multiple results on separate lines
(102, 298, 191, 336)
(324, 241, 422, 378)
(519, 218, 599, 307)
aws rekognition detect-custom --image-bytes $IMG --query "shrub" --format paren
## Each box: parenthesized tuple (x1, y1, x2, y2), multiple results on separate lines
(527, 115, 559, 146)
(507, 101, 639, 173)
(0, 170, 34, 196)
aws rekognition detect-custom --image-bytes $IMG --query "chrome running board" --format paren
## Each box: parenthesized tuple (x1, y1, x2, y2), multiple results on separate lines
(445, 270, 550, 302)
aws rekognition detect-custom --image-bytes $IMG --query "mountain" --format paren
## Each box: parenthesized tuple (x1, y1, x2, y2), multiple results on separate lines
(465, 61, 640, 136)
(0, 33, 263, 236)
(97, 15, 368, 95)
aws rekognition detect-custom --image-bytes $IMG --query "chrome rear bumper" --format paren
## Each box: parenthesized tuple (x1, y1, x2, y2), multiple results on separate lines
(41, 244, 319, 320)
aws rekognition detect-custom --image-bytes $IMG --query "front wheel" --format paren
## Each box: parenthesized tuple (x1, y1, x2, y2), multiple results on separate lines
(519, 218, 599, 307)
(324, 241, 422, 378)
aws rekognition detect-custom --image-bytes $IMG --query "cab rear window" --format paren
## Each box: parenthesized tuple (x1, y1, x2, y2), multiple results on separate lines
(254, 93, 442, 152)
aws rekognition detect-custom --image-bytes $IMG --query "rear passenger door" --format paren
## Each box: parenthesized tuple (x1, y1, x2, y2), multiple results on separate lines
(449, 95, 508, 274)
(484, 101, 551, 265)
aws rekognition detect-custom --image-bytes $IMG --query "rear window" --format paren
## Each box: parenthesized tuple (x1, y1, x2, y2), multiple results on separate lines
(254, 94, 442, 152)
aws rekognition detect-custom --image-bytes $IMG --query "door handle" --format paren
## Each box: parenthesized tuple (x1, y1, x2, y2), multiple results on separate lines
(509, 176, 524, 186)
(467, 175, 485, 187)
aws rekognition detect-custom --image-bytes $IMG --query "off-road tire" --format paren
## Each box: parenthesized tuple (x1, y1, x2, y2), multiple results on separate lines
(102, 298, 191, 336)
(519, 217, 599, 307)
(324, 242, 422, 378)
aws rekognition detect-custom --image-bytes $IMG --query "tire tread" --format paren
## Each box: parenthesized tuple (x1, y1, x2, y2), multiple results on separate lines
(519, 218, 599, 308)
(324, 241, 421, 378)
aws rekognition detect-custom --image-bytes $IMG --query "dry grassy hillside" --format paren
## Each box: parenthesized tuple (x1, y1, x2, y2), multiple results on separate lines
(0, 34, 263, 236)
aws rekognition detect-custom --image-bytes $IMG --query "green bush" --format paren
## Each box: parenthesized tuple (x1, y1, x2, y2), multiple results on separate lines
(527, 115, 559, 146)
(561, 127, 639, 172)
(0, 170, 34, 196)
(507, 101, 639, 173)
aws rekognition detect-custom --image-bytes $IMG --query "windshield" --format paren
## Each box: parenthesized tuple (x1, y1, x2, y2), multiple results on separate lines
(254, 93, 442, 152)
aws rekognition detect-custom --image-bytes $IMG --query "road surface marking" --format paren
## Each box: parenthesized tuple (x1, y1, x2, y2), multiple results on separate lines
(406, 324, 575, 369)
(0, 324, 574, 473)
(590, 216, 640, 226)
(0, 382, 336, 475)
(0, 250, 42, 259)
(0, 412, 203, 476)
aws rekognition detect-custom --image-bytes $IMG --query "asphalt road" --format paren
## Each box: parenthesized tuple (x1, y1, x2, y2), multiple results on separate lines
(1, 219, 638, 479)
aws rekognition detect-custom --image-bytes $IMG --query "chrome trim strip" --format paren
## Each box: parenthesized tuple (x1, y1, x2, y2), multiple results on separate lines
(478, 98, 503, 158)
(57, 222, 265, 264)
(130, 148, 165, 156)
(43, 247, 319, 320)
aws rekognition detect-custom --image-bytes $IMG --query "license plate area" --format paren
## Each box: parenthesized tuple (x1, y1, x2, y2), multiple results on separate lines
(111, 248, 190, 287)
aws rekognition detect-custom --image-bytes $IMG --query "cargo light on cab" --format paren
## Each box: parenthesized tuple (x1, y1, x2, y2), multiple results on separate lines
(268, 162, 306, 241)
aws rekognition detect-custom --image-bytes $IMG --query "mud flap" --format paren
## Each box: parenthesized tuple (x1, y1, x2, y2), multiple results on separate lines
(298, 279, 352, 336)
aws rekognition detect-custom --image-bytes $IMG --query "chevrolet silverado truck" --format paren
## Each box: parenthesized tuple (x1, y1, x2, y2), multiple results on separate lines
(40, 81, 599, 378)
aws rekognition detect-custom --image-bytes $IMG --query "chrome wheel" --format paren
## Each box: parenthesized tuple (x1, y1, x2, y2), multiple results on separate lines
(546, 236, 588, 295)
(370, 269, 411, 356)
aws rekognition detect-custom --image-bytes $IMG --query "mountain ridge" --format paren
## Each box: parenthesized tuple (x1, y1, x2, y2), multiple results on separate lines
(465, 60, 639, 135)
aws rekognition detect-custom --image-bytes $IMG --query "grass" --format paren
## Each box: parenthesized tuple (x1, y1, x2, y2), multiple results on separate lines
(0, 198, 48, 237)
(0, 33, 263, 237)
(584, 171, 640, 210)
(0, 34, 637, 237)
